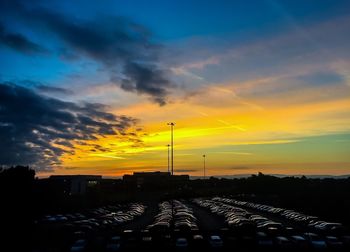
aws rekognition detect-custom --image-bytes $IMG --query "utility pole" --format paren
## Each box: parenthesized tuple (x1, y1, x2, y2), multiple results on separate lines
(203, 154, 206, 179)
(167, 122, 175, 175)
(167, 144, 170, 174)
(167, 122, 176, 231)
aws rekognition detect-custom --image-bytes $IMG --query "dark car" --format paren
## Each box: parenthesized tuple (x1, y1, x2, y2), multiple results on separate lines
(256, 231, 273, 249)
(325, 236, 343, 250)
(274, 236, 293, 250)
(290, 235, 309, 250)
(190, 234, 206, 250)
(303, 233, 327, 250)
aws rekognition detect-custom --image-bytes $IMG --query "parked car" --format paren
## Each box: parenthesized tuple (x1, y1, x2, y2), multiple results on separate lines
(175, 237, 188, 250)
(70, 239, 87, 252)
(325, 236, 343, 249)
(209, 235, 223, 248)
(290, 235, 309, 250)
(191, 234, 206, 249)
(303, 233, 327, 250)
(106, 236, 121, 252)
(256, 231, 273, 249)
(274, 236, 293, 250)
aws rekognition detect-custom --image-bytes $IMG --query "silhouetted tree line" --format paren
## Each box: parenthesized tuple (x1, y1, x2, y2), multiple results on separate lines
(1, 166, 35, 218)
(0, 166, 36, 248)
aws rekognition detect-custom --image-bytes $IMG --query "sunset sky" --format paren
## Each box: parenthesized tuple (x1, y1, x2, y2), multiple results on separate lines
(1, 0, 350, 177)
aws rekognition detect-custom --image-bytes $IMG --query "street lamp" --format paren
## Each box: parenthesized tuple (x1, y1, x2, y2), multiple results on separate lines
(167, 122, 175, 175)
(203, 154, 206, 179)
(167, 122, 176, 228)
(167, 144, 170, 174)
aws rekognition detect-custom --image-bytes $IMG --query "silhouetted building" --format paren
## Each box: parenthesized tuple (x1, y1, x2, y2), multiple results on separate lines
(49, 175, 101, 195)
(123, 172, 170, 188)
(123, 171, 189, 189)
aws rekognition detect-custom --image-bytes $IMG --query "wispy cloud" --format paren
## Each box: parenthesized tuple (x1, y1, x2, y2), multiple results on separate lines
(216, 120, 246, 131)
(0, 22, 48, 55)
(214, 151, 253, 155)
(89, 153, 126, 160)
(228, 139, 301, 146)
(229, 166, 252, 170)
(171, 67, 204, 80)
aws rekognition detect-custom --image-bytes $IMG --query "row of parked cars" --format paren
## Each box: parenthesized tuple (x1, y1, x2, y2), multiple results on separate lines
(70, 203, 146, 252)
(146, 200, 226, 250)
(68, 229, 225, 252)
(148, 200, 198, 234)
(193, 198, 283, 236)
(41, 203, 145, 227)
(36, 203, 146, 252)
(214, 197, 346, 235)
(208, 197, 350, 250)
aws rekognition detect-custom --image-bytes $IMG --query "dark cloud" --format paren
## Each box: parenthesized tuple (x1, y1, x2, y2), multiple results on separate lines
(16, 80, 73, 95)
(296, 71, 345, 86)
(0, 0, 173, 105)
(0, 22, 48, 55)
(35, 84, 73, 95)
(175, 169, 198, 173)
(121, 62, 172, 105)
(229, 166, 252, 170)
(0, 82, 139, 171)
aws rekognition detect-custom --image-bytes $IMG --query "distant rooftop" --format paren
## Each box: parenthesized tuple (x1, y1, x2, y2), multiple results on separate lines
(49, 175, 102, 179)
(132, 171, 171, 176)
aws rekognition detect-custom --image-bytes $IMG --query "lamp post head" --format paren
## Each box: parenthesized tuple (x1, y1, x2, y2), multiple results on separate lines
(167, 122, 176, 126)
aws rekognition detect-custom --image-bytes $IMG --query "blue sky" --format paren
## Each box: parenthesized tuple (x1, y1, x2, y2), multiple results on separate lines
(43, 0, 350, 39)
(1, 0, 349, 88)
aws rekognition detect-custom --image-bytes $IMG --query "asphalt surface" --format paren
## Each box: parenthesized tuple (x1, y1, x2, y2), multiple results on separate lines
(187, 201, 226, 231)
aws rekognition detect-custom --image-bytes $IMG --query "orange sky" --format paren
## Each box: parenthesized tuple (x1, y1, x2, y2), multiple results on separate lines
(51, 75, 350, 177)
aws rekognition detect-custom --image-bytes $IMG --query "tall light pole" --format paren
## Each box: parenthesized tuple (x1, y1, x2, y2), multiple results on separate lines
(167, 144, 170, 174)
(167, 122, 175, 175)
(203, 154, 206, 179)
(167, 123, 176, 227)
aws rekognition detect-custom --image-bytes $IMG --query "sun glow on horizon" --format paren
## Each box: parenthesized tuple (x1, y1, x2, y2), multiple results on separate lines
(56, 82, 350, 176)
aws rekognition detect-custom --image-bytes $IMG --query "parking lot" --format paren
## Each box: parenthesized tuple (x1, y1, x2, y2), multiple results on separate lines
(31, 197, 350, 251)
